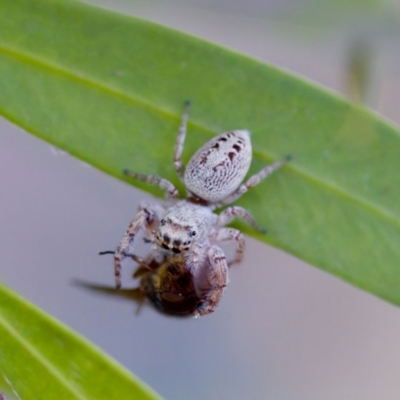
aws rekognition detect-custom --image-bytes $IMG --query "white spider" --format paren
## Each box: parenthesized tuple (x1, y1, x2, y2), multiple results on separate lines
(107, 101, 290, 316)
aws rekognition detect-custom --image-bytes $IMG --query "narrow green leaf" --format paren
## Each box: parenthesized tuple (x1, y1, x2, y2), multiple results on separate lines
(0, 0, 400, 312)
(0, 284, 161, 399)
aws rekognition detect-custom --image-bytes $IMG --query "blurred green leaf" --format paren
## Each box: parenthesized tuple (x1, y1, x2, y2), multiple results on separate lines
(0, 0, 400, 385)
(0, 284, 161, 399)
(345, 37, 373, 104)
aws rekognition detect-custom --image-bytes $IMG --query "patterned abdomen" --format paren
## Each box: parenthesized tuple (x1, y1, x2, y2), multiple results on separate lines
(184, 130, 252, 202)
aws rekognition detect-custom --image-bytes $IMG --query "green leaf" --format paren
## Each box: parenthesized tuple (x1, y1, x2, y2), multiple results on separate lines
(0, 0, 400, 318)
(0, 284, 161, 399)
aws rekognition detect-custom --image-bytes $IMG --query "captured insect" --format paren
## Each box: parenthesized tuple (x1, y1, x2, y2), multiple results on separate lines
(101, 101, 290, 316)
(131, 254, 202, 316)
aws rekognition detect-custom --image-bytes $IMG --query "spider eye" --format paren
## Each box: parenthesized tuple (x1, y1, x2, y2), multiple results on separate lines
(190, 230, 196, 237)
(160, 219, 166, 226)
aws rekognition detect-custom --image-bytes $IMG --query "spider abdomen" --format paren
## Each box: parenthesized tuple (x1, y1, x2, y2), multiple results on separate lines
(184, 130, 252, 203)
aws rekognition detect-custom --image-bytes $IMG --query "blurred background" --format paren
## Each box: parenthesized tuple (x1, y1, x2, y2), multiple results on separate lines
(2, 0, 400, 399)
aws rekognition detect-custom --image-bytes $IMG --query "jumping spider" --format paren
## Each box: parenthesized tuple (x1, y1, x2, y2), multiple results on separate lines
(102, 101, 290, 316)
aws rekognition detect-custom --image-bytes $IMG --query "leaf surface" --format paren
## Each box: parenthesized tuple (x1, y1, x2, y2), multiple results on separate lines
(0, 0, 400, 309)
(0, 284, 161, 399)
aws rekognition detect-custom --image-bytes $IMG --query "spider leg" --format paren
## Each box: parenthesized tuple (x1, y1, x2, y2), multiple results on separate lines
(221, 155, 291, 204)
(194, 245, 228, 317)
(211, 227, 245, 267)
(123, 170, 179, 201)
(114, 203, 161, 288)
(217, 205, 266, 233)
(174, 100, 191, 180)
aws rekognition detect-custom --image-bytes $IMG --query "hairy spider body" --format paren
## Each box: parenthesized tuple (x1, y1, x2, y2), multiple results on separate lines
(107, 101, 290, 316)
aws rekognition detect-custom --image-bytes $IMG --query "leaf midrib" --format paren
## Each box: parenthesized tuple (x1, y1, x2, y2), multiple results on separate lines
(1, 42, 399, 230)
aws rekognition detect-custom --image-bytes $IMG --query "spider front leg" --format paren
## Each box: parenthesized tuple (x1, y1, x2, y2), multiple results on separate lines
(174, 100, 191, 180)
(194, 245, 228, 317)
(114, 204, 161, 288)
